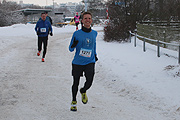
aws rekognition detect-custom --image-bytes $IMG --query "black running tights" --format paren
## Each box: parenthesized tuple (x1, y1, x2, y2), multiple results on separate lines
(72, 74, 94, 101)
(38, 36, 48, 58)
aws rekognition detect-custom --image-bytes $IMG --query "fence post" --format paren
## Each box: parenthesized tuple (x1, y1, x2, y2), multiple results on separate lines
(143, 38, 146, 52)
(157, 40, 160, 57)
(151, 29, 153, 38)
(163, 30, 166, 48)
(179, 46, 180, 64)
(129, 32, 131, 43)
(134, 29, 137, 47)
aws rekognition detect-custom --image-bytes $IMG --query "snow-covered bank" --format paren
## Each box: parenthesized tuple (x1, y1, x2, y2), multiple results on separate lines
(0, 24, 180, 120)
(97, 32, 180, 119)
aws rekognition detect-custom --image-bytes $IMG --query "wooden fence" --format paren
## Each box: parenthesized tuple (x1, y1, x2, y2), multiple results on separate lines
(129, 31, 180, 64)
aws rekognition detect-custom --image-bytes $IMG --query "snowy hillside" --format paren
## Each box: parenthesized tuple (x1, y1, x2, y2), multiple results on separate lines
(0, 24, 180, 120)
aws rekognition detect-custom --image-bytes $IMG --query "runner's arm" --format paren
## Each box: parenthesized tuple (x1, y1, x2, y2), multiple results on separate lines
(69, 34, 76, 52)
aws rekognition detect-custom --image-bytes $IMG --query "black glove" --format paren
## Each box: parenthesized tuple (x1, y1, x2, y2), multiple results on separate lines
(37, 32, 40, 35)
(71, 37, 78, 48)
(50, 32, 53, 36)
(95, 55, 98, 61)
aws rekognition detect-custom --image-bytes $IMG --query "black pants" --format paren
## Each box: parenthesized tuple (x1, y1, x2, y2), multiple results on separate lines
(75, 23, 79, 27)
(81, 21, 83, 28)
(38, 36, 48, 58)
(72, 63, 95, 101)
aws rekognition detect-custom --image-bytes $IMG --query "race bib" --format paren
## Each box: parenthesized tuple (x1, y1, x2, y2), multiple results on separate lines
(40, 28, 46, 32)
(79, 48, 92, 58)
(75, 19, 79, 22)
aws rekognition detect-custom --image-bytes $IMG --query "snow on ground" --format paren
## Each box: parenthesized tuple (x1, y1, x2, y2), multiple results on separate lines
(0, 24, 180, 120)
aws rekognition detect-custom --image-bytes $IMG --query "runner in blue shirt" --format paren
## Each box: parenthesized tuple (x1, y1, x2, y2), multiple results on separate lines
(35, 13, 53, 62)
(69, 12, 98, 111)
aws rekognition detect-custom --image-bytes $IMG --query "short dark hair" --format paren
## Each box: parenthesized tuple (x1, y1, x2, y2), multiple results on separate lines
(82, 12, 92, 19)
(41, 12, 46, 16)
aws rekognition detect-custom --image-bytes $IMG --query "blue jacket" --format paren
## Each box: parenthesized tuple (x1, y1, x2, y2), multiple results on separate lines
(69, 29, 98, 65)
(35, 20, 52, 37)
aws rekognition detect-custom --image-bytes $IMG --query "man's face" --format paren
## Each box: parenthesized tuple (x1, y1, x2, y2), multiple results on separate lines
(82, 14, 92, 28)
(41, 14, 46, 21)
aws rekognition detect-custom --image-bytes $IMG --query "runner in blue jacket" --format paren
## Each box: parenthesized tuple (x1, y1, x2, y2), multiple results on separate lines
(35, 12, 53, 62)
(69, 12, 98, 111)
(69, 29, 97, 65)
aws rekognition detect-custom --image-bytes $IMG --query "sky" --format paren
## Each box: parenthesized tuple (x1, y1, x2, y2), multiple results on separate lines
(11, 0, 83, 6)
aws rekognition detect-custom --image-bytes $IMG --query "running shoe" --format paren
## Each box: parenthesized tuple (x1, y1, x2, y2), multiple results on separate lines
(37, 51, 41, 56)
(42, 58, 45, 62)
(80, 88, 88, 104)
(70, 101, 77, 111)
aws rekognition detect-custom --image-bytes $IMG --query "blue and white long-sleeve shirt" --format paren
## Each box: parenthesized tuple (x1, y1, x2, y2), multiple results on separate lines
(35, 20, 52, 37)
(69, 29, 98, 65)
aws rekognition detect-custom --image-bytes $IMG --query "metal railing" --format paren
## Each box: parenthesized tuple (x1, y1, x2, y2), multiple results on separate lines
(129, 31, 180, 64)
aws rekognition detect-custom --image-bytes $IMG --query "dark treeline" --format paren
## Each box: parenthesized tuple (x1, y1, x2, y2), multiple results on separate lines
(0, 0, 42, 27)
(104, 0, 180, 42)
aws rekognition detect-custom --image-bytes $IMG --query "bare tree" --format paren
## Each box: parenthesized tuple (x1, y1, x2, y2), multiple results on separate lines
(104, 0, 180, 42)
(0, 0, 45, 26)
(82, 0, 106, 18)
(104, 0, 131, 42)
(0, 0, 23, 26)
